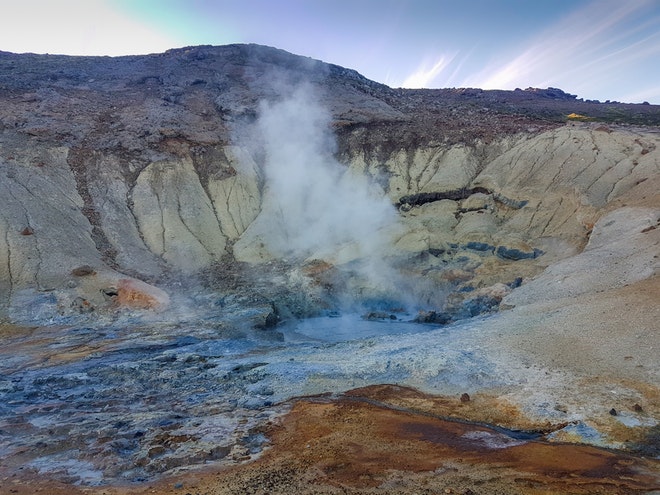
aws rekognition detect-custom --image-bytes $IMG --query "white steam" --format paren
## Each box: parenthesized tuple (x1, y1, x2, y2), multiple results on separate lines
(231, 84, 447, 314)
(249, 85, 397, 262)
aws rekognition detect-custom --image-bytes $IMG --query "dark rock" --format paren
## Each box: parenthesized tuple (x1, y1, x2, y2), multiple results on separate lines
(609, 408, 618, 416)
(496, 245, 543, 260)
(71, 296, 94, 313)
(428, 247, 449, 257)
(633, 403, 643, 412)
(460, 393, 470, 403)
(101, 287, 119, 300)
(492, 193, 528, 209)
(250, 304, 280, 330)
(414, 310, 452, 324)
(261, 310, 280, 328)
(524, 87, 577, 100)
(19, 226, 34, 235)
(397, 187, 491, 208)
(364, 311, 397, 321)
(71, 265, 96, 276)
(465, 241, 495, 253)
(460, 295, 500, 317)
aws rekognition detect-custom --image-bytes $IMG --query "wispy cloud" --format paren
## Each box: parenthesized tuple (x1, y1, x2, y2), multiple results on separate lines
(460, 0, 659, 101)
(400, 53, 457, 88)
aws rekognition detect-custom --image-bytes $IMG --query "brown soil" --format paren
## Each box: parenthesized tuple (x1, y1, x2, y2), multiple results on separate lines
(2, 386, 658, 495)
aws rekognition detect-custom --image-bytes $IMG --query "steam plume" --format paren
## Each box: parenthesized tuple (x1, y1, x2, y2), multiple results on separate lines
(233, 84, 445, 314)
(251, 84, 397, 262)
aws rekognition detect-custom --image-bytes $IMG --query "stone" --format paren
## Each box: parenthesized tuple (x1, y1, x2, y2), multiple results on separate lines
(414, 310, 451, 324)
(460, 295, 500, 317)
(71, 265, 96, 277)
(465, 241, 495, 252)
(70, 296, 94, 313)
(496, 244, 542, 260)
(115, 278, 170, 311)
(364, 311, 398, 321)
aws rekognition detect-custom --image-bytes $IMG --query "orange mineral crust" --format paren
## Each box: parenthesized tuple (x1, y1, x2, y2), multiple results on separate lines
(3, 386, 659, 495)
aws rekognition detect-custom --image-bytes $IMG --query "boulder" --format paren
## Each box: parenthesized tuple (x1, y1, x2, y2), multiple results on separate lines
(115, 278, 170, 311)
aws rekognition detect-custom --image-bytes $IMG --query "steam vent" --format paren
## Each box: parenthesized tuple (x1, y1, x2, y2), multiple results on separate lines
(0, 45, 659, 494)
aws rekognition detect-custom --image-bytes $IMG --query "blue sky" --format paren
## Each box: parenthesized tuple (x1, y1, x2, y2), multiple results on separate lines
(1, 0, 659, 103)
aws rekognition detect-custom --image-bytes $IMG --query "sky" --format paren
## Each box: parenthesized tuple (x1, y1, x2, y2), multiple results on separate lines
(1, 0, 659, 104)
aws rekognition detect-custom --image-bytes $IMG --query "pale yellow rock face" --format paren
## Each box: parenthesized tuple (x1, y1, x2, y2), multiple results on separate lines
(352, 123, 657, 297)
(0, 144, 100, 298)
(87, 154, 165, 275)
(475, 124, 658, 236)
(417, 126, 652, 248)
(231, 123, 659, 295)
(385, 145, 481, 196)
(132, 157, 227, 273)
(0, 120, 658, 321)
(504, 206, 660, 307)
(207, 146, 262, 240)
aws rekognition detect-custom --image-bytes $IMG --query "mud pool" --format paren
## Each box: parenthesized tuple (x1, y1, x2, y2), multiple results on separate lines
(0, 311, 654, 486)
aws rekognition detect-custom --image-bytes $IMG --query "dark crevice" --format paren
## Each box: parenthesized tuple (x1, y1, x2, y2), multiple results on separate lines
(397, 187, 530, 210)
(397, 187, 491, 208)
(67, 148, 119, 268)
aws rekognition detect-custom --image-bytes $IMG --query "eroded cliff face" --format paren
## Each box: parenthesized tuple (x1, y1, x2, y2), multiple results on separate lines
(0, 45, 658, 324)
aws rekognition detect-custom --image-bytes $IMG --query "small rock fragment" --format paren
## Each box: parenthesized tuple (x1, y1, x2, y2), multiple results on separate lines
(71, 265, 96, 277)
(460, 393, 471, 403)
(632, 403, 643, 412)
(609, 408, 618, 416)
(71, 296, 94, 313)
(414, 310, 451, 324)
(20, 226, 34, 235)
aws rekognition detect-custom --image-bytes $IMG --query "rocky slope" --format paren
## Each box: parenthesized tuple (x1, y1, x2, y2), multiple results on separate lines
(0, 44, 659, 492)
(1, 44, 658, 326)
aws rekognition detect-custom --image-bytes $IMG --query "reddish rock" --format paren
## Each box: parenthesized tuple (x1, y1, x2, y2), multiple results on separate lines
(115, 278, 170, 310)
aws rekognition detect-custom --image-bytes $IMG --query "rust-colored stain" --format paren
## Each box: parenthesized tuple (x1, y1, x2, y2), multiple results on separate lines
(2, 385, 659, 495)
(115, 278, 169, 310)
(257, 393, 659, 494)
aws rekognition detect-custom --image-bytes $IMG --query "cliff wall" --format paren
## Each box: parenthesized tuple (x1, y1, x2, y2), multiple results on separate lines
(0, 45, 658, 323)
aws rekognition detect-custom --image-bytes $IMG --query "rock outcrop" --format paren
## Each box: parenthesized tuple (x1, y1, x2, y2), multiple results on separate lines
(0, 44, 658, 324)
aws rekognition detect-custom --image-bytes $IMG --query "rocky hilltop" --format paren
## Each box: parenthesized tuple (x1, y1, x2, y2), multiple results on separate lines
(0, 44, 659, 492)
